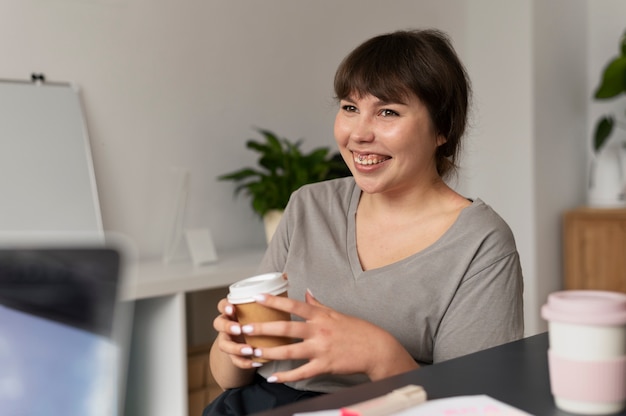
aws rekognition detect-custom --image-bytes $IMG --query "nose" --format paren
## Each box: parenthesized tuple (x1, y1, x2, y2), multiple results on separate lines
(351, 116, 375, 143)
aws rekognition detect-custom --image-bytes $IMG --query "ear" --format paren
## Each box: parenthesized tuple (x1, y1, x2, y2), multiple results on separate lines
(436, 134, 447, 147)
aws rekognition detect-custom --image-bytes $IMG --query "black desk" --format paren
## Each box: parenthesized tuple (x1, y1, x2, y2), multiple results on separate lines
(254, 333, 626, 416)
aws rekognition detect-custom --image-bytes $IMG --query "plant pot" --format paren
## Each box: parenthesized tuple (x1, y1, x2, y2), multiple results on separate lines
(588, 142, 626, 208)
(263, 209, 284, 244)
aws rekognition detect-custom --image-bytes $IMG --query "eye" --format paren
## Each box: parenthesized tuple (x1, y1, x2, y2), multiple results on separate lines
(380, 108, 399, 117)
(341, 104, 358, 113)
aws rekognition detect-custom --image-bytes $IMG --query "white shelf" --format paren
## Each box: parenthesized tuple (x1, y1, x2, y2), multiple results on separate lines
(121, 247, 266, 301)
(121, 247, 266, 416)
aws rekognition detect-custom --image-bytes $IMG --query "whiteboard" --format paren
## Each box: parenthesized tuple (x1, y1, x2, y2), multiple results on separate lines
(0, 80, 103, 237)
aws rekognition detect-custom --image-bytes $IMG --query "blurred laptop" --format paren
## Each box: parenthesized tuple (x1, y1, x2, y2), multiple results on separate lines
(0, 245, 132, 416)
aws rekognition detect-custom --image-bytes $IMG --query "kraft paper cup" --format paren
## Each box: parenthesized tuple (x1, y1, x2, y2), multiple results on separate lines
(227, 272, 291, 362)
(541, 290, 626, 415)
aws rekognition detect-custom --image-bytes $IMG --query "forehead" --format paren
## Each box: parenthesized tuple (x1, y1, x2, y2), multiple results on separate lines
(343, 91, 425, 108)
(341, 84, 413, 103)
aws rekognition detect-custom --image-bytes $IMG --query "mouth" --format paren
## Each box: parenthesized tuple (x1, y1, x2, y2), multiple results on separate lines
(352, 152, 391, 166)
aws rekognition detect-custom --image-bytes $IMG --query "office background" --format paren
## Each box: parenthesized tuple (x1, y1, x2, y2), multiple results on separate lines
(1, 0, 624, 335)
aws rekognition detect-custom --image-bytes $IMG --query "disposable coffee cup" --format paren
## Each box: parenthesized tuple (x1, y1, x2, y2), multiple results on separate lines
(227, 272, 291, 362)
(541, 290, 626, 415)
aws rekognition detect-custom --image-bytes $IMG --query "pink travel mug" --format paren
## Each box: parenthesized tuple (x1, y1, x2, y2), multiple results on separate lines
(541, 290, 626, 415)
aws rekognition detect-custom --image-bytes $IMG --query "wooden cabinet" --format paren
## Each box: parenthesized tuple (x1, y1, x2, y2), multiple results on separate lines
(563, 207, 626, 292)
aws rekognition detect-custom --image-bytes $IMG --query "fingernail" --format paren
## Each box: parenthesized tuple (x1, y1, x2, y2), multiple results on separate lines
(230, 325, 241, 335)
(242, 325, 253, 334)
(306, 288, 315, 298)
(253, 294, 266, 302)
(253, 348, 263, 357)
(225, 305, 234, 315)
(252, 362, 263, 368)
(266, 376, 278, 383)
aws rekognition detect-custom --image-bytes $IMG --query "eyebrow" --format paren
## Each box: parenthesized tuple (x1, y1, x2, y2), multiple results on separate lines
(377, 98, 407, 106)
(342, 96, 408, 106)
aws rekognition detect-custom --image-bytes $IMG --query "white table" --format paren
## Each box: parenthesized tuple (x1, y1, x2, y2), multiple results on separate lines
(121, 248, 265, 416)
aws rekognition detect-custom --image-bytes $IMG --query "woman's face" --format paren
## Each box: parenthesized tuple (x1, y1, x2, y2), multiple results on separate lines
(334, 92, 444, 196)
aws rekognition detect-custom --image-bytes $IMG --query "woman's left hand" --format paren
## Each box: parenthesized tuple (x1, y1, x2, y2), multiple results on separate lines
(243, 290, 419, 383)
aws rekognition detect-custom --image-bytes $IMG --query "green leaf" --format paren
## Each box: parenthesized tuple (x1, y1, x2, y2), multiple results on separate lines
(218, 167, 261, 181)
(259, 129, 283, 154)
(246, 139, 271, 154)
(593, 116, 614, 152)
(620, 30, 626, 56)
(217, 128, 351, 217)
(233, 181, 256, 196)
(594, 56, 626, 99)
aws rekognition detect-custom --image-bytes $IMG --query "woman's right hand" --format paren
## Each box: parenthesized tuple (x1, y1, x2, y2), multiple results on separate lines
(212, 298, 263, 370)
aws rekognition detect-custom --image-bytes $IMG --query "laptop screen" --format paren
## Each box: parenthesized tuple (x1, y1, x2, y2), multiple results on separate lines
(0, 248, 127, 416)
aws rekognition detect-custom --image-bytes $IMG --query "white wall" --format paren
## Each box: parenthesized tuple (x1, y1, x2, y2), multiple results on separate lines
(534, 1, 586, 333)
(2, 0, 624, 335)
(0, 0, 469, 257)
(532, 0, 590, 334)
(462, 1, 537, 332)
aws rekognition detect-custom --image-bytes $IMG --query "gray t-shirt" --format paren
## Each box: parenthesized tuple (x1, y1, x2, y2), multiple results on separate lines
(257, 177, 524, 393)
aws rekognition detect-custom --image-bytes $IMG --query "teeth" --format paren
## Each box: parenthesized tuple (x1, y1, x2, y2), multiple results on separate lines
(354, 153, 389, 165)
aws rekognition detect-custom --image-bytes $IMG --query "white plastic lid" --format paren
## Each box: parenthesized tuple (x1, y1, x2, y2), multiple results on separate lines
(541, 290, 626, 326)
(227, 272, 288, 304)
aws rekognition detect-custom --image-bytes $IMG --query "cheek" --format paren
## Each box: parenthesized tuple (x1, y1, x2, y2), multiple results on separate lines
(333, 115, 348, 146)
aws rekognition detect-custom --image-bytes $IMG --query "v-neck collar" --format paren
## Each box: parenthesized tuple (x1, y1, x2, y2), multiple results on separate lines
(346, 183, 362, 278)
(346, 183, 478, 279)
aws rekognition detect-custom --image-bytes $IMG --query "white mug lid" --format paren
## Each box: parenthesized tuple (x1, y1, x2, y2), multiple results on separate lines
(227, 272, 287, 304)
(541, 290, 626, 326)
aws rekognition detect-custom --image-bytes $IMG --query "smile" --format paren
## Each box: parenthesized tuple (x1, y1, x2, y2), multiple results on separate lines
(353, 153, 391, 166)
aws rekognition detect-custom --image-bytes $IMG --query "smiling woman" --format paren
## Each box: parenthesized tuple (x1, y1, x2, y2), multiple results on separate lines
(204, 29, 524, 416)
(333, 29, 470, 181)
(333, 93, 445, 196)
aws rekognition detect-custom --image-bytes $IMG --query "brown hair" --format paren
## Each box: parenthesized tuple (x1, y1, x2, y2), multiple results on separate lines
(334, 29, 471, 179)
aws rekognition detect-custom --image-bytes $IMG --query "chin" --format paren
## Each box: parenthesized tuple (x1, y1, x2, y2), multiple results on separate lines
(353, 176, 385, 195)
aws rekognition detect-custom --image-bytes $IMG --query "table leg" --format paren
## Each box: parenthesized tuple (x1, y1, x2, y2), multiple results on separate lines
(124, 293, 188, 416)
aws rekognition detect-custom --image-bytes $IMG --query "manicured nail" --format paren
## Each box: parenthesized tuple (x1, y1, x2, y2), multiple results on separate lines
(240, 347, 253, 355)
(253, 294, 266, 302)
(266, 376, 278, 383)
(252, 362, 263, 368)
(241, 325, 253, 334)
(253, 348, 263, 357)
(306, 288, 315, 298)
(225, 305, 234, 315)
(230, 325, 241, 335)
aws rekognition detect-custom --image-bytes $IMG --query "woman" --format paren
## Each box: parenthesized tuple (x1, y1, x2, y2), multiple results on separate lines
(205, 28, 524, 415)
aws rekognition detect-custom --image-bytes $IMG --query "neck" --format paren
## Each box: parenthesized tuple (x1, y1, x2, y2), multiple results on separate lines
(358, 177, 453, 218)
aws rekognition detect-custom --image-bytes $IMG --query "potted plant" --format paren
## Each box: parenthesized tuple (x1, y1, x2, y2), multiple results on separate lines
(219, 128, 350, 242)
(592, 29, 626, 152)
(589, 29, 626, 207)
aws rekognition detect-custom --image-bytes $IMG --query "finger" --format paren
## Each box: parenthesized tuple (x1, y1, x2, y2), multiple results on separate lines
(227, 347, 264, 370)
(254, 293, 316, 320)
(213, 313, 243, 337)
(252, 340, 311, 364)
(241, 320, 309, 341)
(266, 361, 321, 384)
(215, 333, 261, 368)
(217, 298, 236, 317)
(305, 288, 325, 307)
(231, 355, 264, 369)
